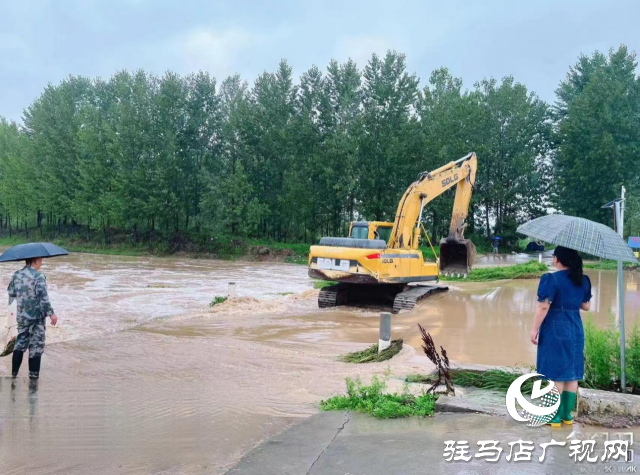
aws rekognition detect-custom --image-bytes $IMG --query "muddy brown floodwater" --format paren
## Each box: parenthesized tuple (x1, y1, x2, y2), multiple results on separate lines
(0, 251, 638, 474)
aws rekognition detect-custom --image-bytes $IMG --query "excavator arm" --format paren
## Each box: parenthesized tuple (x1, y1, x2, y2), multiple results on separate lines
(388, 152, 477, 274)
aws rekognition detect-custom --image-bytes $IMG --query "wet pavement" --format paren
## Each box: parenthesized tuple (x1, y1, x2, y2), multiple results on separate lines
(227, 412, 640, 475)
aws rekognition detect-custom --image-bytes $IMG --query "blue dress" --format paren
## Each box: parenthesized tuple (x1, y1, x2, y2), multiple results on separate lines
(536, 270, 592, 382)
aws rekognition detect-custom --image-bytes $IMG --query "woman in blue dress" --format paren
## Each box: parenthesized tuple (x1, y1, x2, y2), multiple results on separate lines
(530, 246, 592, 427)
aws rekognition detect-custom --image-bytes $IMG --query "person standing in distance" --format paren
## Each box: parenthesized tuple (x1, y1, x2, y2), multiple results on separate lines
(8, 257, 57, 379)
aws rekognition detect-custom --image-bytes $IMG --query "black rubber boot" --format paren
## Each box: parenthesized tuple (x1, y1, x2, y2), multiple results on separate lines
(12, 350, 24, 378)
(28, 355, 41, 380)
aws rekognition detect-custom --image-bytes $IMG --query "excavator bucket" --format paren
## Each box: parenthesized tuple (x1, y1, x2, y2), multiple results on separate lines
(439, 238, 476, 276)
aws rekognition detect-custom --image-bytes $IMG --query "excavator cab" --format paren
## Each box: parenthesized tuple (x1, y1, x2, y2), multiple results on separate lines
(349, 221, 393, 243)
(439, 238, 476, 276)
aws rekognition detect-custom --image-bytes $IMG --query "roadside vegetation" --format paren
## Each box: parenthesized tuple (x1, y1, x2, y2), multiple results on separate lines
(320, 376, 437, 418)
(441, 262, 548, 282)
(406, 368, 537, 393)
(0, 232, 311, 263)
(339, 340, 403, 363)
(584, 260, 638, 270)
(583, 319, 640, 393)
(209, 296, 228, 307)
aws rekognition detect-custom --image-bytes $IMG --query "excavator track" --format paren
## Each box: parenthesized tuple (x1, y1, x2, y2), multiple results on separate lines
(392, 285, 448, 313)
(317, 282, 448, 313)
(318, 284, 347, 308)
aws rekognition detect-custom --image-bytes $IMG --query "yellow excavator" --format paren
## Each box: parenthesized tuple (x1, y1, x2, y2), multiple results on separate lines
(308, 152, 478, 313)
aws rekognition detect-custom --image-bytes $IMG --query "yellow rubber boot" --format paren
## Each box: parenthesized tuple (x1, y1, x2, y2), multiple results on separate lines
(548, 408, 562, 427)
(547, 391, 563, 427)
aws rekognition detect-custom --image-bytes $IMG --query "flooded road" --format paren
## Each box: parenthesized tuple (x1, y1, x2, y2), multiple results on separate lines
(0, 252, 313, 342)
(0, 251, 638, 474)
(256, 269, 640, 366)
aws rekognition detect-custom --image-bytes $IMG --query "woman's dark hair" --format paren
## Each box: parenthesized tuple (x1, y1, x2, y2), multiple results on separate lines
(25, 258, 35, 266)
(553, 246, 583, 286)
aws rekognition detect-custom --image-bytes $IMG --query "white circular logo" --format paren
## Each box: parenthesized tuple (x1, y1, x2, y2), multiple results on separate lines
(505, 373, 560, 427)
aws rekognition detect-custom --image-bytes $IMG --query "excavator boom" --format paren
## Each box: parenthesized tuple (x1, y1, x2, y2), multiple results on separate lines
(388, 153, 477, 274)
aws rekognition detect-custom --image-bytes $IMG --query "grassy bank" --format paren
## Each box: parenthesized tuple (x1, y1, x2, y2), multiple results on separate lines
(441, 262, 548, 282)
(585, 260, 637, 270)
(320, 376, 437, 418)
(583, 318, 640, 393)
(0, 232, 311, 263)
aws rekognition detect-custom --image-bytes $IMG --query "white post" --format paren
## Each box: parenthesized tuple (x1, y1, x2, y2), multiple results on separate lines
(614, 198, 626, 393)
(538, 253, 542, 263)
(379, 312, 391, 353)
(616, 186, 626, 324)
(228, 282, 236, 299)
(621, 186, 626, 230)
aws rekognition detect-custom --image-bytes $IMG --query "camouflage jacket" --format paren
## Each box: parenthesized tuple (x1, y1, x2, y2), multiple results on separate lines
(7, 266, 55, 324)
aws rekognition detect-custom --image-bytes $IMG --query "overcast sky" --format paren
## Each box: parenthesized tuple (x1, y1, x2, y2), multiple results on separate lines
(1, 0, 639, 123)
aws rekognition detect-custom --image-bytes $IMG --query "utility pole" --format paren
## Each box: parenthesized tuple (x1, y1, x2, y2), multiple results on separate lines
(619, 186, 626, 392)
(603, 187, 627, 393)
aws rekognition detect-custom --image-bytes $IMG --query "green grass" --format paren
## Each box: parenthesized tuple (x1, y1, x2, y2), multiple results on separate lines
(209, 296, 228, 307)
(0, 232, 311, 262)
(313, 280, 337, 289)
(582, 317, 640, 393)
(584, 260, 637, 270)
(583, 318, 621, 390)
(406, 368, 538, 394)
(441, 262, 548, 282)
(0, 235, 152, 256)
(320, 376, 437, 418)
(339, 340, 403, 363)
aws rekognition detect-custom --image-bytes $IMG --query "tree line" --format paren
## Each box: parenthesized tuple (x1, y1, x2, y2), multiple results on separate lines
(0, 45, 638, 247)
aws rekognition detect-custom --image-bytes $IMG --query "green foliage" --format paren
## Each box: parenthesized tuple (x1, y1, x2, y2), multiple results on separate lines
(626, 325, 640, 389)
(209, 296, 228, 307)
(339, 340, 403, 363)
(319, 376, 437, 418)
(406, 368, 538, 394)
(1, 46, 638, 246)
(466, 234, 495, 255)
(584, 260, 636, 270)
(441, 262, 547, 281)
(583, 319, 621, 389)
(0, 50, 559, 248)
(313, 280, 337, 289)
(554, 46, 640, 223)
(582, 319, 640, 392)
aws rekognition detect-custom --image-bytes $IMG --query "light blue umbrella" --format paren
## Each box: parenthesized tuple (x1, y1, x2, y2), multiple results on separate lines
(517, 214, 637, 262)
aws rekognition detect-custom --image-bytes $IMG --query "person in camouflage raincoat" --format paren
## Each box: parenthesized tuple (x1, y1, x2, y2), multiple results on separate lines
(8, 257, 57, 379)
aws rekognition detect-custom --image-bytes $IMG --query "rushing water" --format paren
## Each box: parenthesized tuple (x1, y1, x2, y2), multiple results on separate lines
(0, 252, 313, 342)
(0, 252, 638, 474)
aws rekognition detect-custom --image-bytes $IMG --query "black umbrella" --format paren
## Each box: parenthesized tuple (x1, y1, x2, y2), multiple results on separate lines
(0, 242, 69, 263)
